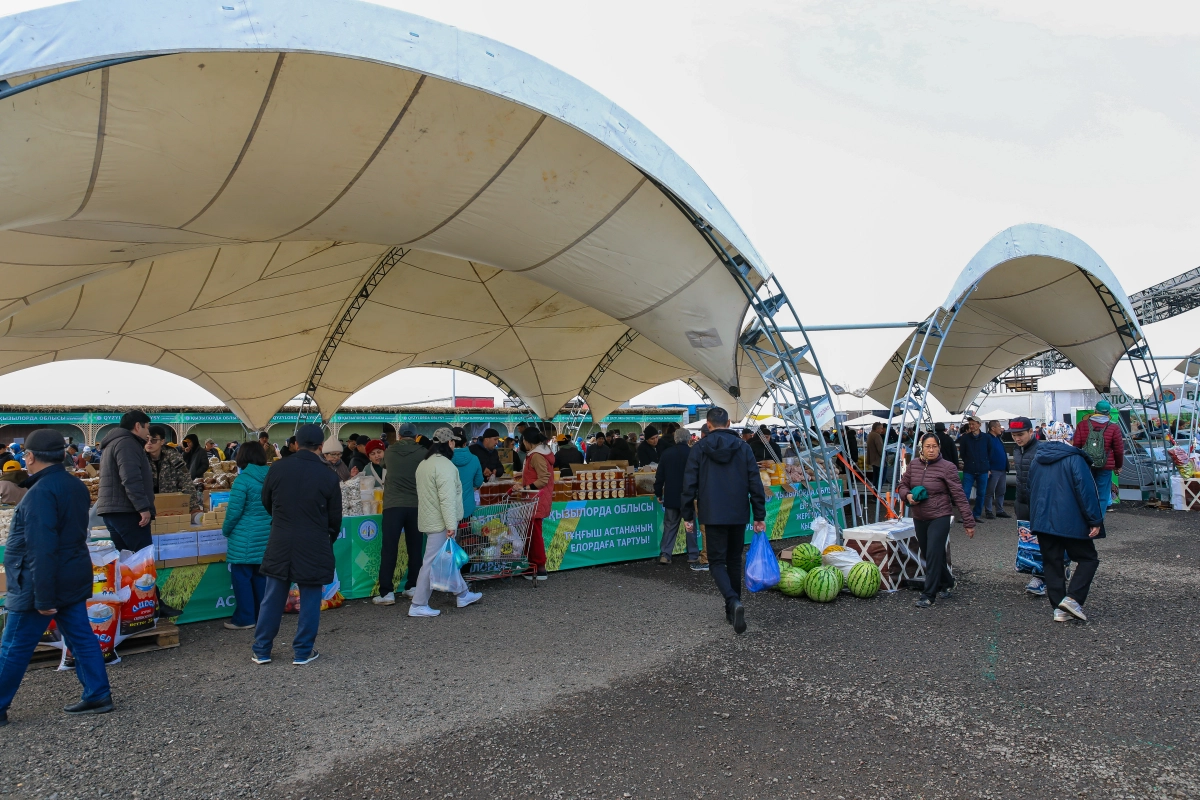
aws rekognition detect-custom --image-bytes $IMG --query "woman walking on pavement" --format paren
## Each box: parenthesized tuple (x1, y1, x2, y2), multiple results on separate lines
(407, 428, 481, 617)
(518, 427, 555, 581)
(897, 432, 976, 608)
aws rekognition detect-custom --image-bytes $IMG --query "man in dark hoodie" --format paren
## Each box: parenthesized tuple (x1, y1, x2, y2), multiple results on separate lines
(1028, 439, 1103, 623)
(376, 425, 428, 605)
(681, 407, 766, 634)
(934, 422, 958, 469)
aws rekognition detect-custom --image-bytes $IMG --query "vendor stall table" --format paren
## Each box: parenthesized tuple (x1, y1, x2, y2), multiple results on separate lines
(841, 518, 946, 592)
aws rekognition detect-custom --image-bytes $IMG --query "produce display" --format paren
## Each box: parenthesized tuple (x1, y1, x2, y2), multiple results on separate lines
(0, 506, 14, 546)
(791, 543, 821, 572)
(803, 565, 842, 602)
(201, 460, 238, 491)
(822, 544, 847, 555)
(847, 561, 882, 598)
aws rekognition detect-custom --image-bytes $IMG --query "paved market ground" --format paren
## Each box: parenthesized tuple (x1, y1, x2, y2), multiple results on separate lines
(2, 504, 1198, 799)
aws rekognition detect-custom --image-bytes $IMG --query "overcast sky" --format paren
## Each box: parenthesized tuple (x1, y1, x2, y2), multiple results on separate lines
(2, 0, 1198, 408)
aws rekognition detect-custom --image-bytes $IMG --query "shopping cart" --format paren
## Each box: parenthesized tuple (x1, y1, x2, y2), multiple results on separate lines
(458, 496, 539, 582)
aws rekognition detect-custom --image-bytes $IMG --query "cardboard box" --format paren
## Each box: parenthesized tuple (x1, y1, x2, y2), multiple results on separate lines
(0, 567, 7, 594)
(154, 493, 190, 515)
(196, 529, 228, 564)
(153, 531, 198, 567)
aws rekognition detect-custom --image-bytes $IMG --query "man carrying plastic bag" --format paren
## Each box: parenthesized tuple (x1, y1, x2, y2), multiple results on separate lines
(682, 407, 767, 634)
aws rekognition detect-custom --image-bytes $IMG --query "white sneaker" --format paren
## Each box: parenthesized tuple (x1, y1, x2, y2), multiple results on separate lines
(457, 590, 482, 608)
(1053, 609, 1070, 622)
(401, 588, 417, 598)
(1025, 578, 1046, 596)
(408, 604, 440, 617)
(1057, 596, 1087, 622)
(372, 592, 395, 606)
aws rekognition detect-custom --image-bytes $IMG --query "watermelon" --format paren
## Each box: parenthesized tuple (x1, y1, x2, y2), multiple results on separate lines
(777, 558, 792, 578)
(778, 567, 808, 597)
(804, 565, 841, 602)
(847, 561, 882, 598)
(792, 543, 821, 572)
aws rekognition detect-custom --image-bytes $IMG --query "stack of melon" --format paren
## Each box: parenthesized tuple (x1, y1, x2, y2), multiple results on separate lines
(774, 542, 882, 602)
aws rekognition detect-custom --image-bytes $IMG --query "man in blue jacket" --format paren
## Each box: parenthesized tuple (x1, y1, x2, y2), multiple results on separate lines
(0, 429, 113, 725)
(681, 407, 766, 634)
(1028, 441, 1103, 622)
(957, 416, 990, 521)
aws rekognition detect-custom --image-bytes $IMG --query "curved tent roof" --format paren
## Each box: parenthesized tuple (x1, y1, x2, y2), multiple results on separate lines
(0, 0, 780, 428)
(868, 224, 1140, 414)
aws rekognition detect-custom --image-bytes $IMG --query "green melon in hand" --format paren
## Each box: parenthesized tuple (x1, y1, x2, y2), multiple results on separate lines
(792, 543, 821, 572)
(847, 561, 882, 598)
(804, 565, 841, 602)
(778, 567, 808, 597)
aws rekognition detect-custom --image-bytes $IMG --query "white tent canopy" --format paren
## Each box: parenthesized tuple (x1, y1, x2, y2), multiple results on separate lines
(868, 224, 1142, 415)
(0, 0, 792, 428)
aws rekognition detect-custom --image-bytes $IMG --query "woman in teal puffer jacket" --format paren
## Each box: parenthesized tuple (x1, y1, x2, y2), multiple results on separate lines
(221, 441, 273, 630)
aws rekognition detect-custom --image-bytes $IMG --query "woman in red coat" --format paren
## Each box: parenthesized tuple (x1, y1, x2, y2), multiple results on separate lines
(897, 432, 976, 608)
(519, 428, 555, 581)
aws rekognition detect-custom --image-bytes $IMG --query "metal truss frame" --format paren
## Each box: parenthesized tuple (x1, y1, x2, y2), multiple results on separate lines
(559, 330, 642, 441)
(876, 287, 976, 517)
(296, 246, 407, 428)
(1182, 355, 1200, 450)
(648, 176, 849, 531)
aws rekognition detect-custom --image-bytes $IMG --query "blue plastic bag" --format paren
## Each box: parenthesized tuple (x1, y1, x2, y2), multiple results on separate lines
(450, 536, 470, 570)
(744, 531, 781, 593)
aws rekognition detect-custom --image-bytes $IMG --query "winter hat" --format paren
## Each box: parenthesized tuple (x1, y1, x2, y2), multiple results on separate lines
(643, 425, 659, 439)
(481, 428, 501, 439)
(25, 428, 66, 454)
(321, 435, 343, 455)
(363, 438, 385, 455)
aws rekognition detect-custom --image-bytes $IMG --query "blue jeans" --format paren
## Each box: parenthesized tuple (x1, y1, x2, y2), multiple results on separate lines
(0, 600, 111, 715)
(961, 472, 988, 518)
(1092, 469, 1113, 519)
(229, 563, 266, 627)
(253, 576, 320, 660)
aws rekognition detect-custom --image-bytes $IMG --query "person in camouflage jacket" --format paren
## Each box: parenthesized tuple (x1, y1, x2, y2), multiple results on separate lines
(146, 425, 202, 513)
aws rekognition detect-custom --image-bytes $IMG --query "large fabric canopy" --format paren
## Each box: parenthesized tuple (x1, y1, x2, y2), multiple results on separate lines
(0, 0, 786, 428)
(868, 224, 1140, 414)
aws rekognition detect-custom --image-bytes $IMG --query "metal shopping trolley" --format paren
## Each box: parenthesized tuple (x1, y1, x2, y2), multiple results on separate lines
(458, 496, 539, 582)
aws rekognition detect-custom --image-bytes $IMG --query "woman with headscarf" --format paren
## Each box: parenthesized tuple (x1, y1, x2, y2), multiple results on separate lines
(896, 432, 977, 608)
(181, 433, 209, 479)
(408, 428, 482, 618)
(518, 427, 556, 581)
(0, 460, 29, 505)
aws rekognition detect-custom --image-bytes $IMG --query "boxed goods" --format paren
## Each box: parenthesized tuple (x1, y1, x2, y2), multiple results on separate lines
(154, 531, 198, 567)
(154, 492, 190, 516)
(196, 529, 228, 564)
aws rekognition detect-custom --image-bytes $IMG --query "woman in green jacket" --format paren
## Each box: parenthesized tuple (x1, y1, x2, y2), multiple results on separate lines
(221, 441, 273, 630)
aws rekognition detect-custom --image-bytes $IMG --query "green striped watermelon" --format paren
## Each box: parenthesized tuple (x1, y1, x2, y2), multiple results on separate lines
(804, 565, 841, 602)
(792, 543, 821, 572)
(777, 558, 792, 578)
(778, 567, 808, 597)
(847, 561, 882, 598)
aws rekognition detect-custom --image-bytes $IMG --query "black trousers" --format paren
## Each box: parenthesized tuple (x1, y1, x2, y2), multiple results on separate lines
(380, 506, 424, 595)
(1038, 532, 1099, 607)
(913, 515, 953, 600)
(704, 524, 745, 603)
(102, 511, 152, 552)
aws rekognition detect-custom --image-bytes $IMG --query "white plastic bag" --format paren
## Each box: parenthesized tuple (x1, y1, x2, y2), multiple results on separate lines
(429, 540, 468, 594)
(822, 548, 864, 579)
(810, 516, 836, 553)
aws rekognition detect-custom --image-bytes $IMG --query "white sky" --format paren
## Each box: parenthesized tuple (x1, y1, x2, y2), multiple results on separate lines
(2, 0, 1198, 409)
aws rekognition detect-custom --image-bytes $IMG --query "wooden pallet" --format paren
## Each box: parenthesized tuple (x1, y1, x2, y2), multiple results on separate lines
(29, 620, 179, 670)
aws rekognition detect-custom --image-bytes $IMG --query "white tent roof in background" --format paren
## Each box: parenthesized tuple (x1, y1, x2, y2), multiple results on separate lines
(868, 224, 1142, 414)
(0, 0, 781, 428)
(979, 408, 1018, 421)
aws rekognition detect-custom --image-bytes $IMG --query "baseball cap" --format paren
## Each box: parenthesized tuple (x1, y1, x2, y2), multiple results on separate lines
(2, 461, 22, 472)
(430, 427, 455, 444)
(1008, 416, 1033, 432)
(1095, 400, 1112, 413)
(398, 424, 417, 438)
(451, 427, 468, 446)
(295, 424, 325, 448)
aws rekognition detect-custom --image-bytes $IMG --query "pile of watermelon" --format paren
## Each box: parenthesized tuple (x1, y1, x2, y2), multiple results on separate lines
(772, 541, 882, 602)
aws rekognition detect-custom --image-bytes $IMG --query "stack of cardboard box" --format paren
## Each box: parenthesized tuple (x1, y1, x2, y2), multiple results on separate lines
(149, 493, 229, 568)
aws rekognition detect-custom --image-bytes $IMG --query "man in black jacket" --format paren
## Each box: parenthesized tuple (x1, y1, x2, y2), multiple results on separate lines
(253, 424, 342, 666)
(934, 422, 958, 468)
(957, 416, 990, 521)
(95, 410, 156, 552)
(586, 431, 611, 463)
(636, 426, 661, 467)
(654, 429, 705, 570)
(469, 428, 504, 480)
(554, 435, 584, 471)
(681, 407, 767, 634)
(0, 429, 114, 725)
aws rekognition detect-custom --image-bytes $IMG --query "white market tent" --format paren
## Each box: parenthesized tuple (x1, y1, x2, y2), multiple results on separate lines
(0, 0, 812, 429)
(868, 224, 1144, 415)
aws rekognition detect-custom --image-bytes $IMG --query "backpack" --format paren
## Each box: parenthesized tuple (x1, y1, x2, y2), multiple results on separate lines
(1082, 421, 1109, 468)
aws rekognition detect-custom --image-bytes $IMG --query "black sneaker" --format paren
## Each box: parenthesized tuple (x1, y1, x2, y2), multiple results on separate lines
(725, 599, 735, 625)
(995, 511, 1011, 518)
(915, 597, 933, 608)
(985, 512, 996, 520)
(937, 588, 953, 599)
(732, 601, 746, 634)
(64, 697, 113, 716)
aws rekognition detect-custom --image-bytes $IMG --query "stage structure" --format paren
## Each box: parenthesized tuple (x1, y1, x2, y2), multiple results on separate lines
(867, 224, 1173, 507)
(0, 0, 846, 524)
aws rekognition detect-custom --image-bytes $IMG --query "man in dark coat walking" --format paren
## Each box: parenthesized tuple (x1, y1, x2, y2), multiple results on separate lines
(654, 429, 705, 570)
(1028, 441, 1103, 622)
(95, 410, 156, 552)
(957, 416, 990, 521)
(0, 429, 112, 725)
(252, 424, 342, 666)
(681, 407, 766, 634)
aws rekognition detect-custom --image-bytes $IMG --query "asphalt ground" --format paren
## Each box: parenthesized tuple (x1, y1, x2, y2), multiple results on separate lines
(2, 502, 1198, 799)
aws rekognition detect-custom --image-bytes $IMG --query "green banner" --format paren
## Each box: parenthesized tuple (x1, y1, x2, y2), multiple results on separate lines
(542, 497, 662, 570)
